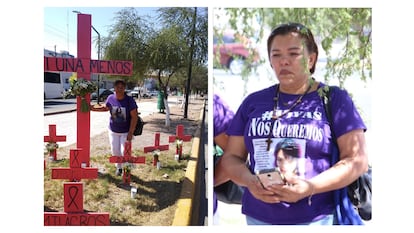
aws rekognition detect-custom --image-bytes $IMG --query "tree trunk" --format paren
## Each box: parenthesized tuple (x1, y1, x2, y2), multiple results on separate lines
(164, 97, 171, 127)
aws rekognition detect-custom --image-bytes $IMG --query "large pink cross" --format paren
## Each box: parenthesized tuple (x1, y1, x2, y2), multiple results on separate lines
(43, 13, 133, 167)
(44, 124, 66, 161)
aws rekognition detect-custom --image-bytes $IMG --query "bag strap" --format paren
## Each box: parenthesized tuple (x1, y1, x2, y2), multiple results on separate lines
(321, 86, 335, 140)
(320, 86, 340, 164)
(321, 85, 365, 225)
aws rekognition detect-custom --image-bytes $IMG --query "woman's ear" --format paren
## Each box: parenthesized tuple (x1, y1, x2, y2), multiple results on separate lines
(308, 53, 317, 69)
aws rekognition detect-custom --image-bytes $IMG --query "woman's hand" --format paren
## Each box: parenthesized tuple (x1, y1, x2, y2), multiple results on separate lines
(127, 132, 133, 141)
(264, 175, 313, 203)
(246, 174, 283, 203)
(90, 103, 108, 112)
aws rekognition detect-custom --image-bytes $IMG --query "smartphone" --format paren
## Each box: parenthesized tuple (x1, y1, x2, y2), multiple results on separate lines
(257, 169, 286, 187)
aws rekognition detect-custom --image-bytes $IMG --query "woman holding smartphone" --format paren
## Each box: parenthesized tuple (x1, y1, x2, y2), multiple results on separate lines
(218, 23, 368, 225)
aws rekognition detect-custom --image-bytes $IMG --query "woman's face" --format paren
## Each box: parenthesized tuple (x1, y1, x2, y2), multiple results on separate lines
(269, 32, 316, 86)
(276, 150, 298, 175)
(114, 84, 126, 95)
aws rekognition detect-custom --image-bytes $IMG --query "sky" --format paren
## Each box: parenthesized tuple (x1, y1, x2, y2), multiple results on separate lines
(44, 7, 159, 59)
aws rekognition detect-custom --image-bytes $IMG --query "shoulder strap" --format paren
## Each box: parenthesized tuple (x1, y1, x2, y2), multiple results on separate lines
(321, 86, 340, 164)
(321, 86, 336, 141)
(321, 86, 366, 224)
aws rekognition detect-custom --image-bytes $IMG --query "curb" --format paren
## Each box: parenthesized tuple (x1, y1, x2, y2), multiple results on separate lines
(172, 100, 206, 226)
(44, 109, 76, 116)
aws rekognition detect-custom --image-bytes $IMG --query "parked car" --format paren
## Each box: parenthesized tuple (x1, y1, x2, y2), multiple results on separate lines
(149, 90, 158, 97)
(142, 93, 151, 98)
(91, 89, 113, 102)
(213, 31, 259, 75)
(131, 87, 140, 98)
(125, 89, 132, 96)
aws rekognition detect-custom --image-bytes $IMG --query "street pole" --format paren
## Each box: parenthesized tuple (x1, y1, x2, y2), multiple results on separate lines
(92, 25, 101, 104)
(184, 7, 197, 119)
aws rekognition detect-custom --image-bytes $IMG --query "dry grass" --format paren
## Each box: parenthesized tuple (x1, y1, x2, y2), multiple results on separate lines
(44, 145, 191, 226)
(44, 98, 205, 226)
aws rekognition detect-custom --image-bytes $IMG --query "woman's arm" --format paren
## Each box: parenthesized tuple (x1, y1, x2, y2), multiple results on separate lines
(309, 129, 369, 194)
(220, 135, 279, 203)
(90, 103, 109, 112)
(213, 132, 230, 186)
(127, 108, 138, 141)
(218, 136, 250, 186)
(264, 129, 369, 204)
(214, 132, 228, 151)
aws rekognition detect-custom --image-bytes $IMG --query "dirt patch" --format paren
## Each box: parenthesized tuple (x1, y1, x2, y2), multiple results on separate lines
(44, 97, 205, 226)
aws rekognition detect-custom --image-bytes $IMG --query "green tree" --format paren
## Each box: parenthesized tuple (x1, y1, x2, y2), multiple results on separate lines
(190, 65, 208, 95)
(173, 65, 208, 95)
(216, 8, 372, 87)
(102, 8, 155, 83)
(146, 26, 189, 126)
(146, 26, 188, 95)
(158, 7, 208, 118)
(101, 7, 207, 124)
(157, 7, 208, 66)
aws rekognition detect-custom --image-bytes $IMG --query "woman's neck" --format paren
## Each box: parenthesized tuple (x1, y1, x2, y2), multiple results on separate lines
(279, 78, 316, 94)
(116, 92, 125, 100)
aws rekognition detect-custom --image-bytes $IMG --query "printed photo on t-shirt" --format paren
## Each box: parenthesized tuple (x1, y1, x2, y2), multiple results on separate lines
(111, 106, 127, 123)
(253, 138, 306, 178)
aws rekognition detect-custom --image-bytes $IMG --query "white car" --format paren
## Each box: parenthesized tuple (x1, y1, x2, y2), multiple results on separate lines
(131, 87, 140, 98)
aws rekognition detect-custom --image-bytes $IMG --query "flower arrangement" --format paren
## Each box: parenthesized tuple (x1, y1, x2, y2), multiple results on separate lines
(152, 149, 160, 167)
(152, 149, 160, 158)
(45, 142, 59, 153)
(67, 74, 97, 112)
(123, 162, 132, 176)
(175, 138, 183, 159)
(175, 138, 183, 149)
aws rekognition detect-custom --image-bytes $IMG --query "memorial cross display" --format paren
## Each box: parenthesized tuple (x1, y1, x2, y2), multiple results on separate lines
(44, 13, 132, 225)
(168, 124, 192, 159)
(44, 124, 67, 161)
(144, 132, 169, 166)
(43, 13, 133, 167)
(44, 148, 110, 226)
(109, 141, 145, 184)
(168, 124, 192, 142)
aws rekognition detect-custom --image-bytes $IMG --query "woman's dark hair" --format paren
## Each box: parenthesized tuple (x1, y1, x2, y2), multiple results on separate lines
(267, 22, 318, 74)
(113, 79, 126, 87)
(274, 138, 300, 158)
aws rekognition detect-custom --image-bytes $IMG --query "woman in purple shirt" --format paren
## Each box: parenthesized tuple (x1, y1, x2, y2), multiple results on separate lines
(91, 79, 138, 176)
(218, 23, 369, 225)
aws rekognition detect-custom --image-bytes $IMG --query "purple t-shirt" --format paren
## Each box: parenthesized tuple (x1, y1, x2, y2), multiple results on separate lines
(105, 94, 138, 133)
(227, 82, 366, 224)
(214, 94, 235, 137)
(213, 94, 235, 214)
